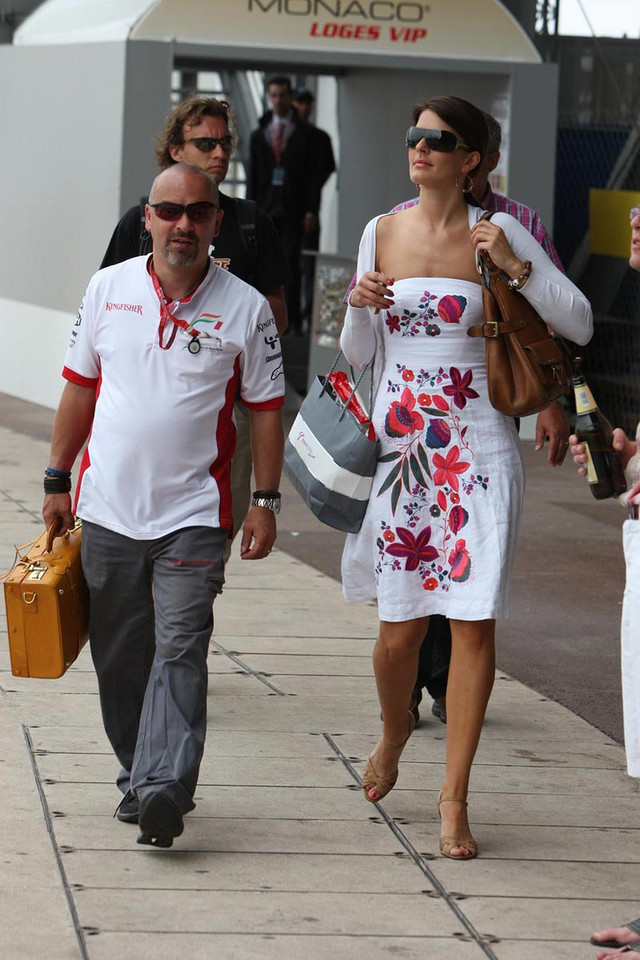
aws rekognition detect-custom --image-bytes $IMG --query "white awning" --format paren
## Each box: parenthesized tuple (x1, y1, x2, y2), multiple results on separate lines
(15, 0, 541, 64)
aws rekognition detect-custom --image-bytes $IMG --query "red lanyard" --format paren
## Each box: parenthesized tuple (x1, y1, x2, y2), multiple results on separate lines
(149, 260, 206, 350)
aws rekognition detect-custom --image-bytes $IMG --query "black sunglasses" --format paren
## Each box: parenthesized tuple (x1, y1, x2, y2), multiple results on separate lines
(149, 201, 218, 223)
(183, 135, 234, 153)
(405, 126, 471, 152)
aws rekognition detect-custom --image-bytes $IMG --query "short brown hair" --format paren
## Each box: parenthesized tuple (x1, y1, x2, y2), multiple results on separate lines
(155, 96, 233, 169)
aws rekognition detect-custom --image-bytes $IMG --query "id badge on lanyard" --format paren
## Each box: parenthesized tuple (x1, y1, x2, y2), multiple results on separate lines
(271, 166, 285, 187)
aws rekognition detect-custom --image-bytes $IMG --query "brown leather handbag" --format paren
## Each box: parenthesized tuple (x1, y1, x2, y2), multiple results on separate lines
(3, 518, 89, 678)
(467, 213, 574, 418)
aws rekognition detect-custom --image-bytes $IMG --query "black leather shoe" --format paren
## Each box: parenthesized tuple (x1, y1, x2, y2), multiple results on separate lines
(114, 789, 139, 824)
(137, 792, 184, 849)
(431, 695, 447, 724)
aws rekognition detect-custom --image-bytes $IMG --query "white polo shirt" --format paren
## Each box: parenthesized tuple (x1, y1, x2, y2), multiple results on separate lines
(63, 256, 284, 539)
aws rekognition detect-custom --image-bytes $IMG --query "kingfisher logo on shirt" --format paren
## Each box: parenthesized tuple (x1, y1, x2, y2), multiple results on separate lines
(105, 301, 143, 315)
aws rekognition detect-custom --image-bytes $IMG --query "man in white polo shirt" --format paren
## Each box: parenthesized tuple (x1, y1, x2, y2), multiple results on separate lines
(43, 162, 284, 848)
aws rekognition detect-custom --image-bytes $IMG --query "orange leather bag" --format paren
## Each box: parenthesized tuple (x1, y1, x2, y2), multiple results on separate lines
(3, 519, 89, 678)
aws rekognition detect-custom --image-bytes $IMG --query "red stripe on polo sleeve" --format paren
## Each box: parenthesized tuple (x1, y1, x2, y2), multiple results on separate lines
(241, 396, 285, 411)
(62, 366, 100, 389)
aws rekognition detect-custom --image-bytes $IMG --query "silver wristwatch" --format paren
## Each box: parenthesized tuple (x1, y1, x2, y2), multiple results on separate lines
(251, 490, 281, 515)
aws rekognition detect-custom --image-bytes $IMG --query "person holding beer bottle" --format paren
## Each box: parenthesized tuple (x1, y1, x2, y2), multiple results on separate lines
(570, 202, 640, 786)
(575, 203, 640, 960)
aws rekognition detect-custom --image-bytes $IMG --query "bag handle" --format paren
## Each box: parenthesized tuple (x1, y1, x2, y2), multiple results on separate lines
(45, 516, 65, 553)
(321, 349, 375, 421)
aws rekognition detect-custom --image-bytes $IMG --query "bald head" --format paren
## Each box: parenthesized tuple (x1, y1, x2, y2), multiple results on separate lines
(149, 162, 219, 205)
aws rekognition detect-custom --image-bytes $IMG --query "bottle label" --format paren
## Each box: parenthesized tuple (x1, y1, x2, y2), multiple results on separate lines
(574, 384, 597, 415)
(583, 442, 598, 483)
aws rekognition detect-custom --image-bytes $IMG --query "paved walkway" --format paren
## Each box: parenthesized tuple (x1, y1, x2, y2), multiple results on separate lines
(1, 419, 639, 960)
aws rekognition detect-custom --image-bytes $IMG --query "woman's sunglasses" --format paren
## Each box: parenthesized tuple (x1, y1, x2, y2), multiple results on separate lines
(405, 126, 471, 152)
(149, 201, 218, 223)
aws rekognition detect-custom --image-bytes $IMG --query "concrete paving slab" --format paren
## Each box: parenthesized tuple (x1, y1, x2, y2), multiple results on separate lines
(213, 602, 379, 638)
(74, 888, 464, 936)
(351, 732, 626, 769)
(493, 944, 586, 960)
(31, 728, 334, 759)
(85, 933, 486, 960)
(272, 675, 383, 697)
(233, 654, 376, 676)
(380, 788, 640, 828)
(213, 635, 374, 656)
(421, 857, 640, 901)
(461, 897, 639, 943)
(348, 758, 640, 796)
(398, 821, 640, 862)
(51, 816, 405, 855)
(44, 782, 369, 821)
(37, 753, 353, 790)
(62, 849, 428, 892)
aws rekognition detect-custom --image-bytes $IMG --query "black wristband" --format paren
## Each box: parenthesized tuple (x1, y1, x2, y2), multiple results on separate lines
(44, 474, 72, 494)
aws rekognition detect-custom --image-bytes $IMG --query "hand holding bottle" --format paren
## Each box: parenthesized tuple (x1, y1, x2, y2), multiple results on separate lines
(570, 361, 627, 500)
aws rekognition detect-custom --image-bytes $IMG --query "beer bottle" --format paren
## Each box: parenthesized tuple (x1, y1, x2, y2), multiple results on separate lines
(572, 359, 627, 500)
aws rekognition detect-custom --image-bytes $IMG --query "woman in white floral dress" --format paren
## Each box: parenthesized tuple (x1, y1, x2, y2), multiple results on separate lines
(341, 96, 593, 859)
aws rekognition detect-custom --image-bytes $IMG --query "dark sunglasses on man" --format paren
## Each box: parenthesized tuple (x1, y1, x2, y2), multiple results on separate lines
(183, 135, 234, 153)
(149, 201, 218, 223)
(405, 127, 471, 152)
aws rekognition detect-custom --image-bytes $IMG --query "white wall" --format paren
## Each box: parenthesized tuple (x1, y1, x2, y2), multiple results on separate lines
(0, 41, 172, 408)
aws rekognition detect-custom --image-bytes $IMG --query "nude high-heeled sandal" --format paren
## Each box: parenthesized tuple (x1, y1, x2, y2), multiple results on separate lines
(362, 712, 415, 803)
(436, 790, 478, 860)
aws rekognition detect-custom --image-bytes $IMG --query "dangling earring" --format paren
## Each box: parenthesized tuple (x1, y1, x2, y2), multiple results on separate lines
(456, 173, 474, 194)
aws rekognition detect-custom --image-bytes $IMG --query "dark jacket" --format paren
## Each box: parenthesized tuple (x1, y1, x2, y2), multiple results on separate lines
(247, 109, 323, 223)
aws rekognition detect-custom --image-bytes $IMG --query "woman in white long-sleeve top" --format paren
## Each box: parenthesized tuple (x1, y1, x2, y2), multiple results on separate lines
(341, 95, 593, 859)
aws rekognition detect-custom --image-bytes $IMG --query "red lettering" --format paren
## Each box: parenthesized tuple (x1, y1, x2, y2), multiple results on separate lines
(309, 21, 381, 40)
(390, 25, 427, 42)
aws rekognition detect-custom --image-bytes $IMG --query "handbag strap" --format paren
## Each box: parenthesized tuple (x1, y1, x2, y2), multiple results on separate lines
(321, 349, 375, 421)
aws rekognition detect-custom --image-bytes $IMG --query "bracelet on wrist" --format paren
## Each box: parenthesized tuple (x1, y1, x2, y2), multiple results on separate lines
(45, 466, 71, 478)
(44, 472, 72, 494)
(507, 260, 532, 291)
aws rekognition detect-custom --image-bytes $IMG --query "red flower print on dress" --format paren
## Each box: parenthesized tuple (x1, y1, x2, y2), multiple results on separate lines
(386, 314, 401, 333)
(423, 577, 438, 591)
(437, 294, 467, 325)
(385, 526, 438, 571)
(402, 369, 415, 382)
(385, 387, 425, 438)
(442, 367, 479, 410)
(449, 539, 471, 582)
(432, 445, 471, 492)
(448, 505, 469, 533)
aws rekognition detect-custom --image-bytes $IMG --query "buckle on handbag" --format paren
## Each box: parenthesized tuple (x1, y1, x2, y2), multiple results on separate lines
(484, 321, 500, 338)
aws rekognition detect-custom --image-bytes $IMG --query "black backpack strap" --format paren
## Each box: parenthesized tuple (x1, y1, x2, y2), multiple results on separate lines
(235, 198, 258, 282)
(138, 195, 152, 256)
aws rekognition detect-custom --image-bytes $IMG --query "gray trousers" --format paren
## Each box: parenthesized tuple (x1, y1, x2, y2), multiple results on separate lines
(81, 521, 227, 813)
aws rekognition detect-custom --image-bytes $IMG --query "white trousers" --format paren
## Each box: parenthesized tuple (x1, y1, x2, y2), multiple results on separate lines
(622, 519, 640, 777)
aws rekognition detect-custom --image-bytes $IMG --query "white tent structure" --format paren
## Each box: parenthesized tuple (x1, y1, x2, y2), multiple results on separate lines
(3, 0, 555, 409)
